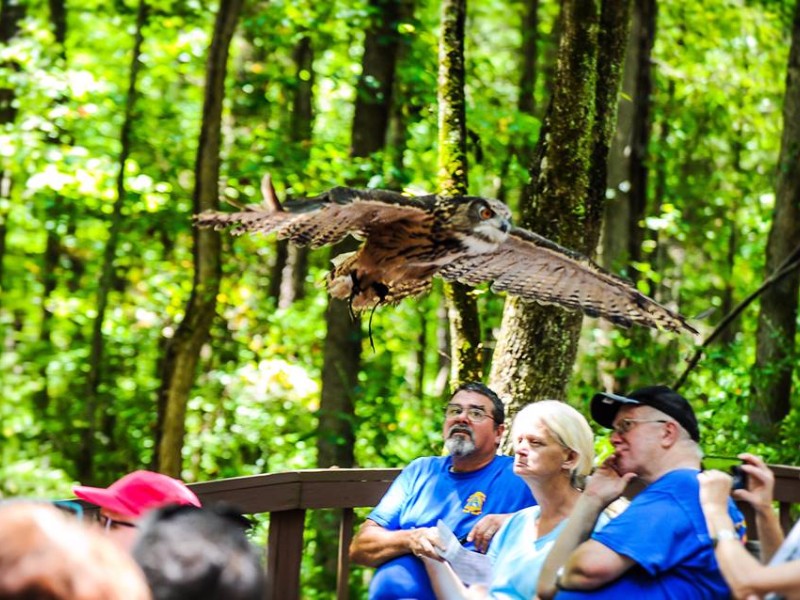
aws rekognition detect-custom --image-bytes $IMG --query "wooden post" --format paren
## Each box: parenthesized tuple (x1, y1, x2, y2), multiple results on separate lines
(265, 509, 306, 600)
(337, 507, 354, 600)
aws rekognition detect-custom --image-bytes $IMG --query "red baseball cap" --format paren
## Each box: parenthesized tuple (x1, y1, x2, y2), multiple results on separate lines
(73, 470, 201, 518)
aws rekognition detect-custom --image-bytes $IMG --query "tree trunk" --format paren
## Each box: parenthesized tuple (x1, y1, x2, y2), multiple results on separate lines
(80, 0, 149, 483)
(438, 0, 482, 386)
(35, 0, 69, 415)
(0, 0, 25, 301)
(155, 0, 242, 476)
(281, 35, 314, 307)
(490, 0, 632, 419)
(314, 0, 404, 589)
(751, 0, 800, 437)
(269, 35, 314, 307)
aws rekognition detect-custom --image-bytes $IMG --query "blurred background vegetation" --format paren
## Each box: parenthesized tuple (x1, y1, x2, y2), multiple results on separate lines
(1, 0, 799, 595)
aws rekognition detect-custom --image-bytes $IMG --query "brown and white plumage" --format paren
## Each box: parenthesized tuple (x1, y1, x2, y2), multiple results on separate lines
(195, 176, 698, 335)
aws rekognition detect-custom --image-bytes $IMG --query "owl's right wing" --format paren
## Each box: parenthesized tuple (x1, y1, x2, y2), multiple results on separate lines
(440, 226, 698, 335)
(194, 180, 436, 249)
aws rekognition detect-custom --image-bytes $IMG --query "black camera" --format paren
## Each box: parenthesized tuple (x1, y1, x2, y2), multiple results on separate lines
(703, 455, 748, 492)
(730, 465, 748, 491)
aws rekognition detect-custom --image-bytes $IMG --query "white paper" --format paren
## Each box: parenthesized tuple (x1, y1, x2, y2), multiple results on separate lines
(435, 519, 493, 586)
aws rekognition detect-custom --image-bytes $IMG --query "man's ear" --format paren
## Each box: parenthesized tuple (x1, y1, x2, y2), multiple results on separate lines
(662, 420, 680, 447)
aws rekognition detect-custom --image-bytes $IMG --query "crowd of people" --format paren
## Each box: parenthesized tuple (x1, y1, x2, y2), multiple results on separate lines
(350, 383, 800, 600)
(0, 470, 264, 600)
(2, 381, 799, 599)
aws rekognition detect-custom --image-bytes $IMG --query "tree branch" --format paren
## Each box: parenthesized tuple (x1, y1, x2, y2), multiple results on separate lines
(673, 241, 800, 391)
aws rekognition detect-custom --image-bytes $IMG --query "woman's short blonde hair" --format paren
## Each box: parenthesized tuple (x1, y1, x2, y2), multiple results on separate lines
(511, 400, 595, 477)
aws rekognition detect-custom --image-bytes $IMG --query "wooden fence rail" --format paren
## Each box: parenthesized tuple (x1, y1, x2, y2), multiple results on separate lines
(184, 464, 800, 600)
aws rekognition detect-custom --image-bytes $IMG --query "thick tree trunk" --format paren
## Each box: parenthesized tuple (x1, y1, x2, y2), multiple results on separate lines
(438, 0, 482, 385)
(314, 0, 404, 589)
(490, 0, 632, 419)
(155, 0, 242, 476)
(751, 0, 800, 436)
(80, 0, 149, 483)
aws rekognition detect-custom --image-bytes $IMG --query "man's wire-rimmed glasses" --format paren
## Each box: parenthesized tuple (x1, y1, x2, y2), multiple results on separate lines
(611, 418, 668, 436)
(444, 404, 499, 424)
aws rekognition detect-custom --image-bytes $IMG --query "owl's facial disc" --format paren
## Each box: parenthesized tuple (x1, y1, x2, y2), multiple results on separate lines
(468, 198, 511, 246)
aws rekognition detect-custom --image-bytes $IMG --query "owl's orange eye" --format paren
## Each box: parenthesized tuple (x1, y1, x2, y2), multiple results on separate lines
(479, 207, 493, 220)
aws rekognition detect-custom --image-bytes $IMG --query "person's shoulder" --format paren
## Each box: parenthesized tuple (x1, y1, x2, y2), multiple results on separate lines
(403, 455, 448, 473)
(647, 468, 701, 495)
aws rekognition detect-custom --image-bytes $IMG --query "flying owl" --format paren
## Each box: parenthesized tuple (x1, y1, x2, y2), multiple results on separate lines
(194, 175, 698, 334)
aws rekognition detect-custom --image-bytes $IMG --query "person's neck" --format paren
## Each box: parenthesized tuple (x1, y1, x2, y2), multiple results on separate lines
(529, 476, 580, 537)
(450, 452, 496, 473)
(640, 451, 700, 484)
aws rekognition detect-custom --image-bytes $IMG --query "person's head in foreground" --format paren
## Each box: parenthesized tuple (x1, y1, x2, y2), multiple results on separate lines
(590, 384, 702, 481)
(132, 504, 264, 600)
(443, 381, 505, 469)
(511, 399, 595, 490)
(0, 501, 151, 600)
(73, 469, 201, 549)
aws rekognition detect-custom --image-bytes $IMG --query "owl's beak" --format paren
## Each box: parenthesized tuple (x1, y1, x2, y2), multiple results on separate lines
(499, 220, 510, 233)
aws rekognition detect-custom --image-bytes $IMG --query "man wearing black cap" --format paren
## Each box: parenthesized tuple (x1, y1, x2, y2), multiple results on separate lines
(538, 385, 745, 599)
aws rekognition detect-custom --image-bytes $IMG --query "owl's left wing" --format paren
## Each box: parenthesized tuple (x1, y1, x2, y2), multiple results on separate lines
(439, 227, 698, 335)
(194, 176, 436, 249)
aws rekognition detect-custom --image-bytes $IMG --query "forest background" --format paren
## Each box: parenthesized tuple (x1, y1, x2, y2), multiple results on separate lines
(1, 0, 799, 595)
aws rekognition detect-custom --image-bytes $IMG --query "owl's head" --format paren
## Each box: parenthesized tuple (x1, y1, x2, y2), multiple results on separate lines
(450, 197, 512, 253)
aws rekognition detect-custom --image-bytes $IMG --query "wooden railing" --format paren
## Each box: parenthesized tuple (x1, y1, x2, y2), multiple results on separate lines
(188, 468, 401, 600)
(185, 464, 800, 600)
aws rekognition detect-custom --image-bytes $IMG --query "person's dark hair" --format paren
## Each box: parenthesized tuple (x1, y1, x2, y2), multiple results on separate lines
(453, 381, 505, 423)
(132, 504, 264, 600)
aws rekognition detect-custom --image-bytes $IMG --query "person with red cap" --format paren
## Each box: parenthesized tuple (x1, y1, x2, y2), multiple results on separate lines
(74, 470, 201, 549)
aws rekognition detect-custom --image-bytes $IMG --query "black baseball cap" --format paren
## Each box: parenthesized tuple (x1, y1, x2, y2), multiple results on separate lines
(590, 385, 700, 442)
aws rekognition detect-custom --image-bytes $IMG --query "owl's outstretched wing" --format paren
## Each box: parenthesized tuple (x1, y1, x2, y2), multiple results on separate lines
(440, 226, 698, 335)
(194, 178, 436, 249)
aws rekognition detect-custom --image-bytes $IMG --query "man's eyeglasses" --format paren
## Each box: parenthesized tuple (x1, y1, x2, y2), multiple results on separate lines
(97, 513, 137, 531)
(445, 404, 498, 423)
(611, 418, 668, 436)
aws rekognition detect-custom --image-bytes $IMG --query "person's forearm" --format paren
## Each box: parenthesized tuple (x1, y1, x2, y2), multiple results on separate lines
(704, 506, 766, 598)
(537, 494, 605, 600)
(349, 525, 414, 567)
(754, 506, 784, 563)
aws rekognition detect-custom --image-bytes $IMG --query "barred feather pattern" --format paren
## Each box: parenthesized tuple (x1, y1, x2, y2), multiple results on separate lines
(195, 178, 698, 334)
(440, 230, 697, 334)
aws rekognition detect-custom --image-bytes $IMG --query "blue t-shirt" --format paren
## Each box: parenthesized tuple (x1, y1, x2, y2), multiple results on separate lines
(367, 455, 536, 600)
(487, 505, 610, 600)
(556, 469, 746, 600)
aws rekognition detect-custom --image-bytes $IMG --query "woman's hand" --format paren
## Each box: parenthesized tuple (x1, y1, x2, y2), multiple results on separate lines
(733, 453, 775, 515)
(467, 513, 510, 554)
(698, 469, 733, 512)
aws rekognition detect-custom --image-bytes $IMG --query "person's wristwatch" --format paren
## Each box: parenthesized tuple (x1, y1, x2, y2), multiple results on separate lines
(711, 529, 738, 548)
(555, 567, 566, 590)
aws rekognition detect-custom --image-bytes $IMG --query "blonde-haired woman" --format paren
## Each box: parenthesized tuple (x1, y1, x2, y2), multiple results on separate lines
(425, 400, 618, 600)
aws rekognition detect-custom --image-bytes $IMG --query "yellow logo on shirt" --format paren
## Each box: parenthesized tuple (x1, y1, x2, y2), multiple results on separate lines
(462, 492, 486, 515)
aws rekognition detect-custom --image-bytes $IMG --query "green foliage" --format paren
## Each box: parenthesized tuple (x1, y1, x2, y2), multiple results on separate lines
(0, 0, 798, 595)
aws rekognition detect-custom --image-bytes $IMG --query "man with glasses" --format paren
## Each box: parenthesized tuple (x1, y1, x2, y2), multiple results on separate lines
(349, 381, 536, 600)
(537, 385, 745, 599)
(73, 470, 201, 550)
